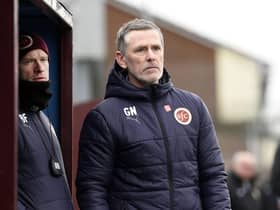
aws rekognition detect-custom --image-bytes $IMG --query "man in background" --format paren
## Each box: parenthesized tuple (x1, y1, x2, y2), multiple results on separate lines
(271, 143, 280, 209)
(17, 34, 73, 210)
(227, 151, 262, 210)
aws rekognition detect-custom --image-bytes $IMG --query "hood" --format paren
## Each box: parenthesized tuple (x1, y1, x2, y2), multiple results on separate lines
(105, 61, 173, 101)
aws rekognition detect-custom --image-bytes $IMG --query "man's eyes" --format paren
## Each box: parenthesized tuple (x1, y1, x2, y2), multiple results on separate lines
(136, 47, 145, 52)
(21, 59, 34, 64)
(40, 58, 48, 62)
(135, 46, 161, 53)
(21, 58, 48, 64)
(152, 46, 161, 51)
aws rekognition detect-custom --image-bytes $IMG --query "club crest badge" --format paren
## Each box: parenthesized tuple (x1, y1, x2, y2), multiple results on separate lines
(174, 107, 192, 125)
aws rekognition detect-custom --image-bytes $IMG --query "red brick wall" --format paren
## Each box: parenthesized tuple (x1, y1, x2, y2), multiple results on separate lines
(72, 100, 101, 209)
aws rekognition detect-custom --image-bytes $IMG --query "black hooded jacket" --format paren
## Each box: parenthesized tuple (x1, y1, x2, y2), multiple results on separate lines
(76, 62, 231, 210)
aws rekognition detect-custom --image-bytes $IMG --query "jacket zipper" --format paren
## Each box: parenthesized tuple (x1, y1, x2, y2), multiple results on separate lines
(151, 86, 174, 210)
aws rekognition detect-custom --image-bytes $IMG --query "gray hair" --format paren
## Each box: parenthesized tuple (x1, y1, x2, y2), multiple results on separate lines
(116, 18, 164, 55)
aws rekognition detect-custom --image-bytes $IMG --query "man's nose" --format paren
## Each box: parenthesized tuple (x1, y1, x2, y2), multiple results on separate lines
(34, 60, 44, 72)
(146, 48, 156, 60)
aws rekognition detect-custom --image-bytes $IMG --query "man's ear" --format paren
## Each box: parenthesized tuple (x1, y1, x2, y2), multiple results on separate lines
(115, 51, 127, 69)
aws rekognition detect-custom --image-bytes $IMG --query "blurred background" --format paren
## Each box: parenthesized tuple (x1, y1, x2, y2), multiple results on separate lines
(60, 0, 279, 175)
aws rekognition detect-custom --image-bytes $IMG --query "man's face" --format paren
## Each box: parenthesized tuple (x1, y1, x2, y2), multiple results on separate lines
(19, 49, 49, 81)
(116, 29, 164, 88)
(233, 154, 257, 180)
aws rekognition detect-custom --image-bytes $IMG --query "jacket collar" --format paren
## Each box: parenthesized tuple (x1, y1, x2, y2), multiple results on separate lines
(104, 61, 173, 101)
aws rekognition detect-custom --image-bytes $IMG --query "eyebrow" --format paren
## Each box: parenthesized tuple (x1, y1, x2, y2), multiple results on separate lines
(23, 55, 48, 59)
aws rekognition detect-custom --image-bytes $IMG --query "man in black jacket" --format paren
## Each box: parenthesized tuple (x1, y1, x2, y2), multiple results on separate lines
(227, 151, 262, 210)
(76, 18, 231, 210)
(271, 143, 280, 209)
(17, 34, 74, 210)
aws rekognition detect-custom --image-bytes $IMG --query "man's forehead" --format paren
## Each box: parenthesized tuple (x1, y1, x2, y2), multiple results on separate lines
(124, 29, 162, 44)
(22, 49, 48, 58)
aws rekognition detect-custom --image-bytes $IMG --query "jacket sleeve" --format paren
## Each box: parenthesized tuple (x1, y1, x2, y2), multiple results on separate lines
(271, 143, 280, 196)
(196, 98, 231, 210)
(76, 109, 114, 210)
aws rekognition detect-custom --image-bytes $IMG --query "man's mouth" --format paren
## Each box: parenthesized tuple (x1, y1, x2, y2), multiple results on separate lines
(33, 77, 47, 81)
